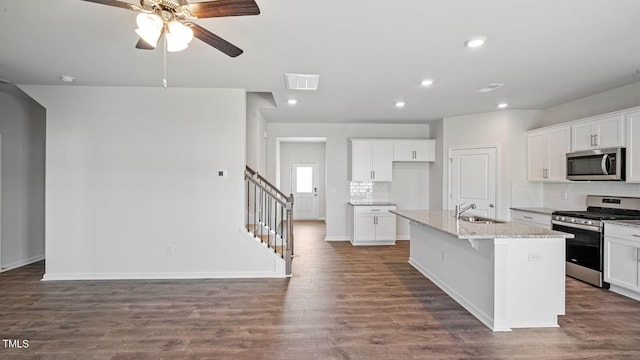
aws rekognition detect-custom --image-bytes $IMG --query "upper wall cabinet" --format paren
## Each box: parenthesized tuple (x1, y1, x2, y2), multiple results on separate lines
(393, 139, 436, 162)
(571, 114, 625, 152)
(527, 125, 571, 182)
(626, 111, 640, 183)
(351, 139, 393, 182)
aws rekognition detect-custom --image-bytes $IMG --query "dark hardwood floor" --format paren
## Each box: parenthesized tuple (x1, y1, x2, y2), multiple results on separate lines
(1, 220, 640, 359)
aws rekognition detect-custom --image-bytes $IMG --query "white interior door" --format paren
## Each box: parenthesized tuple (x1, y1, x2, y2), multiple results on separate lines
(291, 161, 319, 220)
(449, 147, 497, 218)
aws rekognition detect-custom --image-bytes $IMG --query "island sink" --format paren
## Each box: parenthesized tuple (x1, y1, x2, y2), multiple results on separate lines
(459, 215, 506, 224)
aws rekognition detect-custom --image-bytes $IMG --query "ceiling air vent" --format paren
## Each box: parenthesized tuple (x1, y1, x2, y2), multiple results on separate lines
(477, 83, 504, 93)
(285, 73, 320, 90)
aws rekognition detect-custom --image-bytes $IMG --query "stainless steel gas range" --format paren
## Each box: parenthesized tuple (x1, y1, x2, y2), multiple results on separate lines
(552, 195, 640, 288)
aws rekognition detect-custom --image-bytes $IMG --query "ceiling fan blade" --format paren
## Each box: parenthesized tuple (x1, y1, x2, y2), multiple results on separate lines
(191, 25, 243, 57)
(135, 38, 156, 50)
(188, 0, 260, 18)
(80, 0, 138, 11)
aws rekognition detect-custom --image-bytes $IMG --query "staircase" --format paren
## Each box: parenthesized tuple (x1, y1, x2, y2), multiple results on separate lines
(244, 166, 294, 276)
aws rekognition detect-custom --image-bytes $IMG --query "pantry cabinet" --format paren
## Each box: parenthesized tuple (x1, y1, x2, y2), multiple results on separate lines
(526, 125, 570, 182)
(350, 139, 393, 181)
(604, 223, 640, 301)
(571, 114, 625, 152)
(393, 139, 435, 162)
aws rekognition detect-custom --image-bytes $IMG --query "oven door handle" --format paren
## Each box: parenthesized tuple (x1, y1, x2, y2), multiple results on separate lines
(551, 220, 601, 232)
(601, 154, 609, 175)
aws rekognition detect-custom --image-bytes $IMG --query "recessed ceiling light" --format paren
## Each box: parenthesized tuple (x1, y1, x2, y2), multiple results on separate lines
(60, 75, 75, 83)
(395, 101, 405, 108)
(287, 99, 297, 105)
(497, 103, 508, 109)
(421, 79, 434, 87)
(464, 36, 487, 48)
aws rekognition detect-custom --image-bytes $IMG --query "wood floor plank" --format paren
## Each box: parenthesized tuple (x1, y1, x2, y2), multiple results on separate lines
(1, 220, 640, 359)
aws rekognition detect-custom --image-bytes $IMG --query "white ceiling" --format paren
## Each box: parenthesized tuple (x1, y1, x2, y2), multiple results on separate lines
(2, 0, 640, 124)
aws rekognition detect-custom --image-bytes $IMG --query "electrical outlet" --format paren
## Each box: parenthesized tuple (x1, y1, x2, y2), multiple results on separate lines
(528, 253, 541, 262)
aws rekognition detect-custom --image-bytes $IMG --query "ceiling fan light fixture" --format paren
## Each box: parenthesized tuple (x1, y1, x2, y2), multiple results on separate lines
(135, 13, 163, 48)
(166, 21, 194, 52)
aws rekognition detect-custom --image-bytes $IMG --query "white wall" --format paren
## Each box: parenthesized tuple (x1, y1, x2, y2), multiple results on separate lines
(542, 81, 640, 127)
(280, 141, 326, 219)
(442, 110, 544, 220)
(428, 119, 444, 210)
(390, 162, 429, 239)
(0, 90, 46, 271)
(22, 85, 283, 280)
(266, 123, 430, 240)
(246, 92, 274, 174)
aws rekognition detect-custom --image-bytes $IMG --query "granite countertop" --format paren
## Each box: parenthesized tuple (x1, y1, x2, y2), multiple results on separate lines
(510, 207, 557, 215)
(349, 201, 397, 206)
(604, 220, 640, 229)
(391, 210, 574, 240)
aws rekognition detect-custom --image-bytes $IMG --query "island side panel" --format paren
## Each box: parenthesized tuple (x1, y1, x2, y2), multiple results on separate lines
(502, 237, 566, 328)
(408, 222, 498, 330)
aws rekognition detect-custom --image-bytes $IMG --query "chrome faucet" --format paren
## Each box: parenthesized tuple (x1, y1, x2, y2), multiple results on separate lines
(455, 202, 476, 220)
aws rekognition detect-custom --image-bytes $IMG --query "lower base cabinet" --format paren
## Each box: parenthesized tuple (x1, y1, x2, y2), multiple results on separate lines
(604, 223, 640, 301)
(350, 205, 397, 245)
(510, 210, 552, 230)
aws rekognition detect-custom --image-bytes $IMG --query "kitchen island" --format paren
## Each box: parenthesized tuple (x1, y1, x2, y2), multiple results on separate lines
(391, 210, 573, 331)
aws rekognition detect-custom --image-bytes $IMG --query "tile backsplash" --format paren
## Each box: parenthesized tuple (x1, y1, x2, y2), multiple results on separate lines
(350, 181, 390, 201)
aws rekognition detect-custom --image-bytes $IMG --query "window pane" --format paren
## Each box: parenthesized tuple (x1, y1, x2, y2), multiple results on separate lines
(296, 167, 313, 193)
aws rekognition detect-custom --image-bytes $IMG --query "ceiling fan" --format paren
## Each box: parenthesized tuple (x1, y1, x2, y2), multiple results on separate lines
(81, 0, 260, 57)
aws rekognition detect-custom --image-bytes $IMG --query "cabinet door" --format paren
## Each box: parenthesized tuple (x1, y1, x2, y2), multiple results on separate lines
(351, 141, 373, 181)
(393, 141, 415, 161)
(546, 127, 570, 181)
(527, 132, 547, 181)
(371, 141, 393, 181)
(594, 115, 624, 148)
(571, 122, 596, 152)
(627, 111, 640, 182)
(354, 214, 376, 242)
(413, 140, 435, 162)
(605, 237, 640, 290)
(374, 214, 396, 241)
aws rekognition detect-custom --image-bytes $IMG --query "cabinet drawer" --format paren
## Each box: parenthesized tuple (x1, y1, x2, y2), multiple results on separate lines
(511, 210, 551, 227)
(605, 224, 640, 243)
(354, 206, 396, 215)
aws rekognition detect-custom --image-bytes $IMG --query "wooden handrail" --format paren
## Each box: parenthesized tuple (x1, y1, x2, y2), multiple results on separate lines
(255, 172, 289, 200)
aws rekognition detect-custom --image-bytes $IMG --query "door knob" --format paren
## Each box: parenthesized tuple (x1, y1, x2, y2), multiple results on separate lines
(489, 204, 495, 208)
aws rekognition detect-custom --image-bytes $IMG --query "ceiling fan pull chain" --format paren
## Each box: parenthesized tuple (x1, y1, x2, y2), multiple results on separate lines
(162, 36, 168, 89)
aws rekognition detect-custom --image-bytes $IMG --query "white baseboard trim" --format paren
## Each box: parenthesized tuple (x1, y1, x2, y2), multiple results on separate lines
(609, 284, 640, 301)
(1, 255, 45, 273)
(324, 236, 349, 242)
(42, 270, 286, 281)
(396, 235, 410, 241)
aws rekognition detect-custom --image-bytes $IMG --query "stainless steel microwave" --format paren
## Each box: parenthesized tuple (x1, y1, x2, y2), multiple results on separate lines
(566, 147, 625, 181)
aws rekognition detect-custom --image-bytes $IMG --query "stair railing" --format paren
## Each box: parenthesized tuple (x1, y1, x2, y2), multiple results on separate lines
(244, 166, 294, 276)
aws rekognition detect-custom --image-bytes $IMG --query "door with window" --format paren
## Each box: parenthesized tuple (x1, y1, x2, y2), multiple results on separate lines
(449, 147, 497, 218)
(291, 161, 319, 219)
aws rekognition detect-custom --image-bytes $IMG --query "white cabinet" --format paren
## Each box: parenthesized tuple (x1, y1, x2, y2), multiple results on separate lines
(604, 223, 640, 301)
(526, 126, 570, 182)
(393, 139, 435, 162)
(351, 205, 397, 245)
(571, 114, 625, 152)
(626, 111, 640, 183)
(511, 210, 552, 230)
(351, 140, 393, 182)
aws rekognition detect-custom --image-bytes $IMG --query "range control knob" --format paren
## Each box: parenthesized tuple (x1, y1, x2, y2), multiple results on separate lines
(570, 218, 576, 222)
(586, 220, 593, 225)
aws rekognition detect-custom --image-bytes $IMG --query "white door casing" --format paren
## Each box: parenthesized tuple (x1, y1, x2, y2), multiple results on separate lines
(449, 146, 498, 218)
(291, 161, 319, 220)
